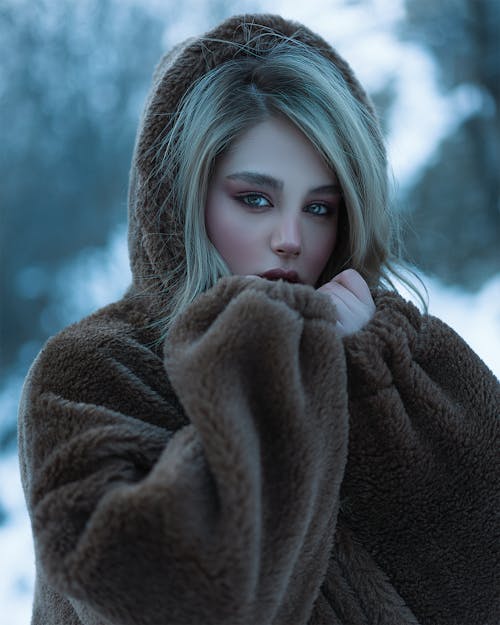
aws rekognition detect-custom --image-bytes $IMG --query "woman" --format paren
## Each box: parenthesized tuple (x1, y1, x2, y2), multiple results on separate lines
(18, 14, 498, 625)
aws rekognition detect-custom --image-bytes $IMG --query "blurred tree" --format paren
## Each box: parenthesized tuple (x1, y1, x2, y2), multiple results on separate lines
(0, 0, 166, 373)
(400, 0, 500, 288)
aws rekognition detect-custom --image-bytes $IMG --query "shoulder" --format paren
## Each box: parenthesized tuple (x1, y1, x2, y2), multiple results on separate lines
(372, 288, 496, 376)
(351, 287, 480, 361)
(344, 288, 498, 404)
(21, 295, 178, 421)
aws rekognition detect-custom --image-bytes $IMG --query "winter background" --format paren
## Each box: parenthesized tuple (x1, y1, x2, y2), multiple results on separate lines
(1, 0, 499, 621)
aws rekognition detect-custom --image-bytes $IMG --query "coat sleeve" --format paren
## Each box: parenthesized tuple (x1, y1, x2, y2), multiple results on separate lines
(19, 276, 349, 625)
(340, 290, 499, 625)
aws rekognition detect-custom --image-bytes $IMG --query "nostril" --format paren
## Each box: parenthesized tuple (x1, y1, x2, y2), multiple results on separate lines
(275, 246, 301, 256)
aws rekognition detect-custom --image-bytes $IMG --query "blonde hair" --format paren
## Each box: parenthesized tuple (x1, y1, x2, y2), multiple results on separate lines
(155, 39, 423, 327)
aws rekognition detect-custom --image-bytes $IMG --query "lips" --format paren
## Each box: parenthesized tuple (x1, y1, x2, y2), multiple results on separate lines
(259, 269, 300, 283)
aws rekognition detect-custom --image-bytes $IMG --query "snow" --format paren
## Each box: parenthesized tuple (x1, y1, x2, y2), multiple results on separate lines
(0, 453, 35, 625)
(41, 223, 131, 334)
(397, 272, 500, 378)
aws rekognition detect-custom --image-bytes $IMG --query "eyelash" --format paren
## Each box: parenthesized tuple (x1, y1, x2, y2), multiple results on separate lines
(235, 193, 335, 216)
(237, 193, 270, 209)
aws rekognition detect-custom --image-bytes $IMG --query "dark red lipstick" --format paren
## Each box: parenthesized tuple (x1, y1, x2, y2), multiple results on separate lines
(259, 269, 300, 283)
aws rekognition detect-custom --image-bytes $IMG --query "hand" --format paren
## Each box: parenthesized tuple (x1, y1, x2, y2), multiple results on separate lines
(317, 269, 375, 337)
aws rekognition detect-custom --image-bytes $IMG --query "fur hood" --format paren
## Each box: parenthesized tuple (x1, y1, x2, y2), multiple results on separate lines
(126, 13, 382, 314)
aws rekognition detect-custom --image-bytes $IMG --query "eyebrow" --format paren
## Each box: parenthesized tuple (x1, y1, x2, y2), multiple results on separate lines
(225, 171, 341, 195)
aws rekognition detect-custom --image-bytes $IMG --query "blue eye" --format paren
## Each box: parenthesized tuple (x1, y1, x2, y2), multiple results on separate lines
(237, 193, 271, 208)
(305, 203, 332, 216)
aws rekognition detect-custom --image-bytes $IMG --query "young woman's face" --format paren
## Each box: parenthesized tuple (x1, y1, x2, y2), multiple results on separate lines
(205, 117, 341, 286)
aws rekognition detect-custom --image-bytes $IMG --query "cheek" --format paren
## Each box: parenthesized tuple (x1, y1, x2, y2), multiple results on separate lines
(320, 228, 338, 264)
(306, 219, 338, 272)
(205, 199, 262, 272)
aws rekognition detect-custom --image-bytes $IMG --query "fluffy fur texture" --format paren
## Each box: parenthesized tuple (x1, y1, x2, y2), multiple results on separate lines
(18, 13, 499, 625)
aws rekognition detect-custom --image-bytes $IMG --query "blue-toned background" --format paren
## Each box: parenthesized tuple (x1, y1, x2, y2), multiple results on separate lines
(1, 0, 499, 621)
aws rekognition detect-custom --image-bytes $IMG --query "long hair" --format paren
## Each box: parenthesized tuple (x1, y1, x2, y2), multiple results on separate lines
(155, 38, 423, 328)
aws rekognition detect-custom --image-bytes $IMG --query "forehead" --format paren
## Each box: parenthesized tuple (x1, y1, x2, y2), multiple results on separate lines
(216, 117, 336, 185)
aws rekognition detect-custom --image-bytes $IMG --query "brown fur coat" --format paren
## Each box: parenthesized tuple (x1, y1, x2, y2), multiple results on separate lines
(18, 14, 499, 625)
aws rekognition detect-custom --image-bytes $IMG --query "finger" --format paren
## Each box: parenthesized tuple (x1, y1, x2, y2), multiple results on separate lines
(321, 280, 364, 313)
(331, 299, 363, 335)
(325, 289, 351, 315)
(325, 292, 354, 330)
(321, 280, 375, 331)
(331, 269, 372, 304)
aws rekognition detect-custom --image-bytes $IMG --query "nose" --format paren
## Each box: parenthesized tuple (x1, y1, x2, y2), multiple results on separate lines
(270, 213, 301, 257)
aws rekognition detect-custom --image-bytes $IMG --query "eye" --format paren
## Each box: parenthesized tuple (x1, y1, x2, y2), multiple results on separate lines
(305, 203, 333, 216)
(236, 193, 272, 209)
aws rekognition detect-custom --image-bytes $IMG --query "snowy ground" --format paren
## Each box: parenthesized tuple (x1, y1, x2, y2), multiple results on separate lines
(0, 454, 35, 625)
